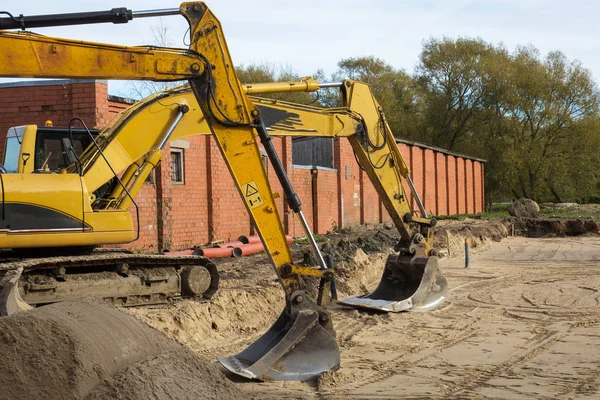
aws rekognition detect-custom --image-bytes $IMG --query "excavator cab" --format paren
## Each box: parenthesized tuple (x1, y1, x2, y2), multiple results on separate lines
(1, 125, 97, 174)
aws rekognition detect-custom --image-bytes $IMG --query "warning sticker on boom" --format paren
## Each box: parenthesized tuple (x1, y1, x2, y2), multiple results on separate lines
(242, 181, 264, 209)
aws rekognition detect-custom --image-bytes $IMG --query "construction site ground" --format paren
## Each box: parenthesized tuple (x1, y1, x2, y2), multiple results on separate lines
(124, 213, 600, 399)
(2, 211, 600, 399)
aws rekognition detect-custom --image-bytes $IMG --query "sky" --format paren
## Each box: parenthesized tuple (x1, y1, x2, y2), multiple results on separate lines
(2, 0, 600, 96)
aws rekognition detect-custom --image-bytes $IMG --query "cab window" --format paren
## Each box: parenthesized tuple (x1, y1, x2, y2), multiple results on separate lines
(3, 127, 24, 173)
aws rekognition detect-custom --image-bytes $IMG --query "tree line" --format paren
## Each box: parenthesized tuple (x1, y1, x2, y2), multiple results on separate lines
(236, 38, 600, 206)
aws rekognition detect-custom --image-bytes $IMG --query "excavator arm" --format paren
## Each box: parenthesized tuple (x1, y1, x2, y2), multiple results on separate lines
(0, 2, 447, 382)
(64, 77, 447, 315)
(0, 3, 321, 293)
(0, 2, 338, 381)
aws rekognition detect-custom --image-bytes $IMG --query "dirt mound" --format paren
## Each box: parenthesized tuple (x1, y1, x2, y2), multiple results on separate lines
(435, 220, 510, 257)
(514, 217, 600, 237)
(124, 286, 284, 355)
(0, 301, 245, 400)
(86, 347, 240, 400)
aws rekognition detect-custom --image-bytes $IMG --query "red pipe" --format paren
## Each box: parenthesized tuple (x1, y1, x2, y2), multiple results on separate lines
(237, 235, 293, 245)
(213, 240, 244, 248)
(237, 235, 259, 245)
(232, 243, 266, 257)
(193, 247, 233, 258)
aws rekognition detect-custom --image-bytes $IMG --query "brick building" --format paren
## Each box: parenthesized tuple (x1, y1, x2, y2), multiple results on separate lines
(0, 80, 485, 251)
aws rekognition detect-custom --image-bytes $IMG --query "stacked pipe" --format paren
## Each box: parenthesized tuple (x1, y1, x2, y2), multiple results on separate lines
(163, 235, 293, 258)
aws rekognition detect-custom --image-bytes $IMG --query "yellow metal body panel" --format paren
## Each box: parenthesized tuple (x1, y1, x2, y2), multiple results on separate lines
(0, 230, 135, 249)
(18, 126, 37, 174)
(182, 2, 300, 291)
(244, 78, 320, 95)
(0, 174, 134, 248)
(0, 1, 429, 286)
(344, 82, 413, 239)
(0, 31, 203, 80)
(1, 173, 83, 216)
(82, 212, 135, 235)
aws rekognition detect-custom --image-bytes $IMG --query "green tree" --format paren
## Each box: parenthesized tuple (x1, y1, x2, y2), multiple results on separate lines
(492, 48, 599, 201)
(415, 37, 506, 149)
(332, 56, 422, 140)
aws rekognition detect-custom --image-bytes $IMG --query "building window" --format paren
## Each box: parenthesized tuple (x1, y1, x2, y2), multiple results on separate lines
(292, 137, 334, 169)
(144, 170, 156, 184)
(170, 148, 184, 184)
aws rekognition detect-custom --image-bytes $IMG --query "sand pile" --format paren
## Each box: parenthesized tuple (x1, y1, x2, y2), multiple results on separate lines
(0, 300, 246, 400)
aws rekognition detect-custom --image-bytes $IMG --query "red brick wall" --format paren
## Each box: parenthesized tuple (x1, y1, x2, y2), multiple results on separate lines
(474, 161, 484, 212)
(0, 80, 486, 251)
(290, 167, 313, 237)
(335, 139, 361, 228)
(360, 169, 380, 224)
(120, 184, 159, 252)
(166, 137, 210, 249)
(456, 157, 466, 214)
(313, 169, 339, 234)
(410, 146, 424, 212)
(447, 156, 458, 215)
(435, 152, 448, 215)
(465, 159, 474, 214)
(423, 149, 436, 215)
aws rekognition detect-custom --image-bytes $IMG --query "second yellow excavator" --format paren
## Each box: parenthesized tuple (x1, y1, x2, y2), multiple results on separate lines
(0, 2, 447, 382)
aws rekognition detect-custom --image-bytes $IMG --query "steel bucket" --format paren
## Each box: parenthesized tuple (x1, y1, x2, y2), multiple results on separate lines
(338, 254, 447, 312)
(218, 290, 340, 381)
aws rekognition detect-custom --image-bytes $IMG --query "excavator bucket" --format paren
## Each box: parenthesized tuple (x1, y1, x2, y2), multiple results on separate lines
(0, 268, 32, 316)
(339, 254, 448, 312)
(218, 291, 340, 381)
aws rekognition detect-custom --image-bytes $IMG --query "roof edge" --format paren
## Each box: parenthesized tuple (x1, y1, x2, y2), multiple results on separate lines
(395, 138, 486, 163)
(0, 79, 107, 88)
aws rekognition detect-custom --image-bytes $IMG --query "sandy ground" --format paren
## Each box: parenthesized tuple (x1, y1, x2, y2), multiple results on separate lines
(2, 218, 598, 399)
(196, 236, 600, 399)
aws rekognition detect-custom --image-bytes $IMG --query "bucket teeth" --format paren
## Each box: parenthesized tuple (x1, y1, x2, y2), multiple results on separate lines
(218, 291, 340, 381)
(338, 254, 448, 313)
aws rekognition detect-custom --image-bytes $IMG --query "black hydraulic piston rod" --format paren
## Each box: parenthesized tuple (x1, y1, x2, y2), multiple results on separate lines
(254, 118, 330, 273)
(0, 7, 180, 30)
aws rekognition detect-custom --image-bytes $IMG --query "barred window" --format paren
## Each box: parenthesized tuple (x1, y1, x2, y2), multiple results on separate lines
(170, 148, 184, 184)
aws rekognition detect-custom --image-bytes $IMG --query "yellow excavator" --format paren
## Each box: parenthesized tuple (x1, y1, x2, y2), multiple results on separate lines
(0, 2, 447, 382)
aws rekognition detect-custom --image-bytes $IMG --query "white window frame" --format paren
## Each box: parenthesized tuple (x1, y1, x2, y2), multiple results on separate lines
(170, 148, 185, 184)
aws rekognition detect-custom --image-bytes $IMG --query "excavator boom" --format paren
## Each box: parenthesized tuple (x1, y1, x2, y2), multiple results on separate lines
(0, 2, 339, 381)
(0, 2, 447, 382)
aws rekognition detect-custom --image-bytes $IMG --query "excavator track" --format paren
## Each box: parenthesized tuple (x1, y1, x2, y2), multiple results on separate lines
(0, 252, 219, 307)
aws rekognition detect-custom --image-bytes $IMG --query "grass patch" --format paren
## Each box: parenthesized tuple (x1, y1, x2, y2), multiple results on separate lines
(539, 207, 600, 218)
(435, 203, 600, 220)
